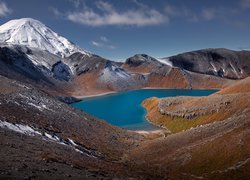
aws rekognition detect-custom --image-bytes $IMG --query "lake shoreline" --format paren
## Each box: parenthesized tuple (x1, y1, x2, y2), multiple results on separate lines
(73, 91, 117, 100)
(142, 87, 220, 90)
(73, 87, 220, 100)
(72, 89, 217, 133)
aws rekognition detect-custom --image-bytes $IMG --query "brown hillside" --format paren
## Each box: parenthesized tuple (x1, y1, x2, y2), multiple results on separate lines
(142, 77, 250, 133)
(218, 77, 250, 94)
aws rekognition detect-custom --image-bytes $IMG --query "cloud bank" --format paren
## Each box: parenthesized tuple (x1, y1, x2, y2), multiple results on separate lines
(0, 1, 12, 17)
(67, 1, 167, 26)
(51, 0, 249, 28)
(91, 36, 116, 49)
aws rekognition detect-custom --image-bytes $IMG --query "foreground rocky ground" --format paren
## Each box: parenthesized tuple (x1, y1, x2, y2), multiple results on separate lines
(0, 75, 147, 179)
(0, 75, 250, 179)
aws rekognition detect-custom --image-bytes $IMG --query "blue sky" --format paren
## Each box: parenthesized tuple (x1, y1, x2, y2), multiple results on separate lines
(0, 0, 250, 61)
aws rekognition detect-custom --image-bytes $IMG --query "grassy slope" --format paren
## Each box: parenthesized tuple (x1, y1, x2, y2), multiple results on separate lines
(218, 77, 250, 94)
(142, 78, 250, 133)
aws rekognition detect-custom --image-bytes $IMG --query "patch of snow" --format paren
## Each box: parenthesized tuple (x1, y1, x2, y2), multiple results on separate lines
(0, 18, 90, 57)
(230, 63, 237, 73)
(210, 62, 218, 72)
(44, 132, 54, 139)
(68, 138, 78, 146)
(0, 120, 41, 136)
(116, 70, 130, 78)
(156, 58, 173, 67)
(0, 120, 99, 158)
(26, 54, 53, 71)
(27, 102, 54, 112)
(14, 101, 20, 105)
(18, 93, 30, 100)
(16, 83, 31, 89)
(28, 102, 43, 111)
(74, 148, 84, 154)
(101, 64, 130, 82)
(138, 57, 146, 61)
(228, 63, 241, 78)
(41, 104, 54, 112)
(44, 132, 62, 142)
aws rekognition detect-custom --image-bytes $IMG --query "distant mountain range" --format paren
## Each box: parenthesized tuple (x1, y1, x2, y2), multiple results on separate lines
(0, 18, 249, 98)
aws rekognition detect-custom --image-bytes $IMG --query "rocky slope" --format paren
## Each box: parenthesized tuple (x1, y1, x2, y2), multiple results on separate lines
(165, 48, 250, 79)
(0, 74, 152, 179)
(123, 53, 236, 90)
(0, 43, 142, 97)
(122, 54, 165, 74)
(67, 52, 142, 97)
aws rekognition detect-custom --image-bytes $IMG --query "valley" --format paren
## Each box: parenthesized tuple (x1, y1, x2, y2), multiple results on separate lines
(0, 17, 249, 179)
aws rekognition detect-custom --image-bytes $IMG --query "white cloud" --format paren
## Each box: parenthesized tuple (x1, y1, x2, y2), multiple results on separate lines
(67, 1, 167, 26)
(91, 36, 116, 49)
(91, 41, 116, 49)
(52, 1, 248, 27)
(0, 1, 12, 17)
(91, 41, 102, 47)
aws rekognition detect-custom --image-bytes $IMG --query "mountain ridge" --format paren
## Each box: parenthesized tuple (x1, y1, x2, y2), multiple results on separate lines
(0, 18, 249, 98)
(0, 18, 89, 57)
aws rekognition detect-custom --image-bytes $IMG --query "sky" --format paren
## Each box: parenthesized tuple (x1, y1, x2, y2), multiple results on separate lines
(0, 0, 250, 61)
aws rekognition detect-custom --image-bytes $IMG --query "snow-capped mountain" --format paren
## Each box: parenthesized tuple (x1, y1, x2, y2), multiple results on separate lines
(0, 18, 89, 57)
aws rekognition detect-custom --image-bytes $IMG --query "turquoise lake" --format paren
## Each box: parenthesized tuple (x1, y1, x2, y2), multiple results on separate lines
(72, 89, 217, 130)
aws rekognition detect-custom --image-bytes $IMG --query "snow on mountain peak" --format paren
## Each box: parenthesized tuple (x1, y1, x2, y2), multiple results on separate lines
(156, 58, 173, 67)
(0, 18, 90, 57)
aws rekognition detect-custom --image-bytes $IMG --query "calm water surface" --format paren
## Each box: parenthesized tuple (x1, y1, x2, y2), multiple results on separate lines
(72, 89, 217, 130)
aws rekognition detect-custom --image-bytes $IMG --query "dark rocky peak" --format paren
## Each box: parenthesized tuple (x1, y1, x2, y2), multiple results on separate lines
(125, 54, 161, 66)
(166, 48, 250, 79)
(52, 61, 72, 81)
